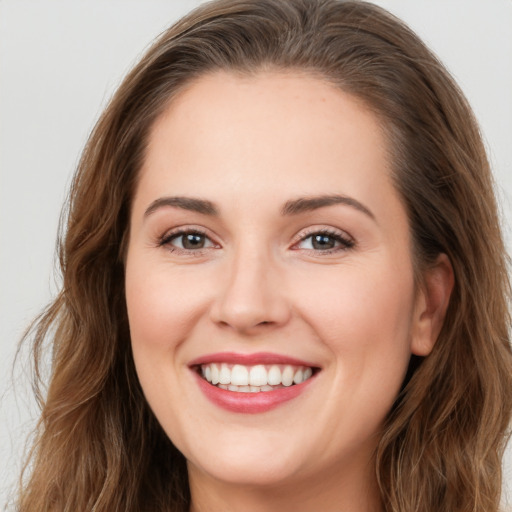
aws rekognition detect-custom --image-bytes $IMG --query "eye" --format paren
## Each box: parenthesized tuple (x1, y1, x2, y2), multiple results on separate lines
(295, 230, 354, 252)
(160, 230, 216, 251)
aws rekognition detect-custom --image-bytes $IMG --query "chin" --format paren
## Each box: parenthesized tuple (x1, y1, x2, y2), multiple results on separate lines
(183, 431, 310, 487)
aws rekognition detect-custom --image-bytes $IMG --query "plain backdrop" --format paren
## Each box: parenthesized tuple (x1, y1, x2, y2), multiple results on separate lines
(1, 0, 511, 509)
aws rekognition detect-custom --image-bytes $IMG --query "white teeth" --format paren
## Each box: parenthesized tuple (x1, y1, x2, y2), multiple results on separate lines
(293, 368, 304, 384)
(249, 365, 267, 386)
(219, 363, 231, 385)
(231, 365, 249, 386)
(199, 362, 316, 391)
(211, 364, 220, 385)
(218, 383, 284, 393)
(282, 365, 294, 387)
(267, 365, 281, 385)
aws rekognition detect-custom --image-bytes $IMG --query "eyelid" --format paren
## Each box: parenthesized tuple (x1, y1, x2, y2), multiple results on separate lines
(290, 226, 355, 251)
(158, 225, 221, 252)
(155, 224, 354, 255)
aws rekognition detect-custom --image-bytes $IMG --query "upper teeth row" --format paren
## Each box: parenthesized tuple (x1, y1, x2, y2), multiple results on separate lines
(200, 363, 313, 387)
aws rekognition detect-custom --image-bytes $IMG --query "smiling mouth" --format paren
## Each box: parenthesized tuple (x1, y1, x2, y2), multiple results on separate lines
(196, 363, 317, 393)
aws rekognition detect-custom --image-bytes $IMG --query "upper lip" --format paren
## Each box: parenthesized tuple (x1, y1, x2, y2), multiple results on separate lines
(188, 351, 320, 368)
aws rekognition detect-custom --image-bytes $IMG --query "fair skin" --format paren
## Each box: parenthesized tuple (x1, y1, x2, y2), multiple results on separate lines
(125, 71, 452, 512)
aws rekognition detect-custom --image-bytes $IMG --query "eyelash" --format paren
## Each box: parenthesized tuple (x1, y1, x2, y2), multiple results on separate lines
(292, 228, 355, 254)
(158, 227, 355, 255)
(158, 228, 215, 255)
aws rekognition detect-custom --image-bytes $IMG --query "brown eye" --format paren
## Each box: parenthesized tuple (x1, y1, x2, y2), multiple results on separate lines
(311, 234, 337, 250)
(181, 233, 206, 249)
(296, 231, 354, 252)
(162, 230, 215, 251)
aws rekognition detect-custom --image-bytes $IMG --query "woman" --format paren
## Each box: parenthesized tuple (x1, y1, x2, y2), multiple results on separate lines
(16, 0, 512, 510)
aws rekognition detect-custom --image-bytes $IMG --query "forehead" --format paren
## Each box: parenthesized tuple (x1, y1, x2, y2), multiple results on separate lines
(141, 71, 392, 192)
(135, 70, 404, 229)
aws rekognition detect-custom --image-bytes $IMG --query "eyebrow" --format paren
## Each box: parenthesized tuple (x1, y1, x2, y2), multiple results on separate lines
(144, 196, 218, 217)
(143, 193, 375, 221)
(281, 194, 375, 220)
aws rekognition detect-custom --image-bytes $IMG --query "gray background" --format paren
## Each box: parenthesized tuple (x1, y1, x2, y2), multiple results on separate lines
(1, 0, 511, 509)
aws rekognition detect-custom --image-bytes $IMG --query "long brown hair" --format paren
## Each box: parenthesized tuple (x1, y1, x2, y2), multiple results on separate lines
(17, 1, 512, 510)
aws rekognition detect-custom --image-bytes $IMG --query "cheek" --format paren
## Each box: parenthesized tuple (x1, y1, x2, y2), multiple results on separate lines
(124, 257, 211, 438)
(291, 258, 416, 395)
(295, 259, 415, 340)
(299, 263, 416, 431)
(125, 260, 209, 355)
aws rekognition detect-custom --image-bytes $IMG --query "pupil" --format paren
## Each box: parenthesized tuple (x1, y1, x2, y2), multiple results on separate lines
(312, 234, 335, 250)
(183, 233, 204, 249)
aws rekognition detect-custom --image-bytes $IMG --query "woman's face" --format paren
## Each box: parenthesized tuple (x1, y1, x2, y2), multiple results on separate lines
(125, 71, 434, 490)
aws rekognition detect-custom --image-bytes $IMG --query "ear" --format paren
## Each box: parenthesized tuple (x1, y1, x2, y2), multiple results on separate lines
(411, 253, 454, 356)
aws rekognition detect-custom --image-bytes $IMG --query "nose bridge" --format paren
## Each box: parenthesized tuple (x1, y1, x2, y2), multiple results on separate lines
(211, 238, 289, 332)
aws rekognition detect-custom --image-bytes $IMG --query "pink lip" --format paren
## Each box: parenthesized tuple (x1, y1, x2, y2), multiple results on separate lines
(192, 371, 316, 414)
(189, 351, 318, 367)
(189, 352, 319, 414)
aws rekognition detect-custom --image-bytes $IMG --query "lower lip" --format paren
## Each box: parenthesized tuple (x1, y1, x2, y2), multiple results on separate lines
(193, 371, 315, 414)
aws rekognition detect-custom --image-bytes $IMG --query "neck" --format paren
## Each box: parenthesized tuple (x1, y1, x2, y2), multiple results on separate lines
(188, 456, 383, 512)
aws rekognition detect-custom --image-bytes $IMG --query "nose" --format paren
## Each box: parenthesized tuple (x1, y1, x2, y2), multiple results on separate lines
(210, 247, 291, 334)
